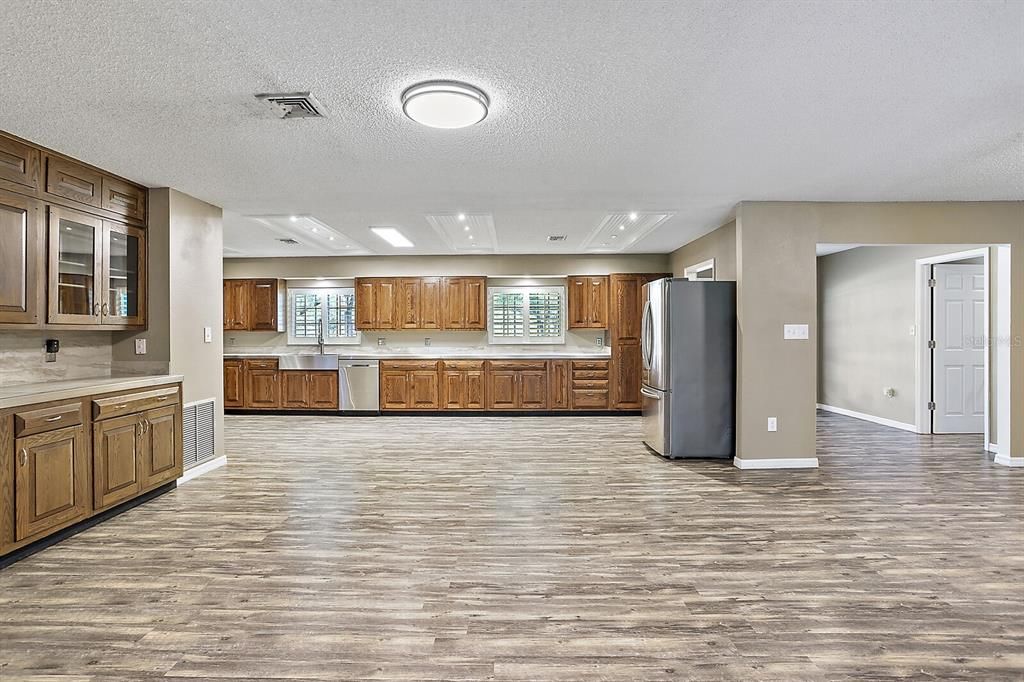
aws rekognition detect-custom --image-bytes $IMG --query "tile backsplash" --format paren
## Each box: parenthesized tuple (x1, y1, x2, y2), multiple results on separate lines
(0, 331, 115, 386)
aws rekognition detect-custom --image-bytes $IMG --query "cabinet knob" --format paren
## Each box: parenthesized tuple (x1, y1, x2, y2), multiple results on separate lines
(19, 449, 28, 467)
(93, 303, 101, 316)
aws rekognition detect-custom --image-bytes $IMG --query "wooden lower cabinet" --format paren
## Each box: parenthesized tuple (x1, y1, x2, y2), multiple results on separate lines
(380, 361, 440, 410)
(139, 405, 180, 490)
(13, 424, 89, 541)
(548, 360, 570, 410)
(223, 359, 244, 408)
(571, 360, 610, 410)
(441, 362, 485, 410)
(244, 359, 280, 409)
(308, 372, 339, 410)
(92, 413, 143, 510)
(485, 362, 548, 410)
(611, 343, 642, 410)
(282, 371, 309, 409)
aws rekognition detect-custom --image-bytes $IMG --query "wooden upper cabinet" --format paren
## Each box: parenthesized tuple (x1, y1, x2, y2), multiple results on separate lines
(223, 280, 250, 330)
(45, 155, 102, 208)
(47, 206, 103, 324)
(419, 277, 442, 329)
(442, 276, 487, 330)
(223, 360, 244, 408)
(249, 279, 283, 331)
(610, 274, 642, 344)
(101, 176, 146, 223)
(0, 190, 43, 324)
(397, 277, 421, 329)
(0, 135, 39, 191)
(101, 222, 145, 326)
(14, 424, 90, 541)
(568, 276, 610, 329)
(355, 278, 397, 330)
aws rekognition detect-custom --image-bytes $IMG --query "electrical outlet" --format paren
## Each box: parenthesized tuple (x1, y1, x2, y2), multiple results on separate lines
(883, 387, 897, 398)
(783, 324, 810, 340)
(767, 417, 778, 432)
(909, 325, 917, 337)
(424, 337, 431, 347)
(377, 337, 385, 347)
(204, 326, 212, 343)
(596, 334, 604, 348)
(135, 338, 147, 355)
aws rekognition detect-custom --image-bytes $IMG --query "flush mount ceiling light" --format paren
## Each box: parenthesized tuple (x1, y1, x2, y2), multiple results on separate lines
(402, 81, 489, 129)
(370, 226, 414, 248)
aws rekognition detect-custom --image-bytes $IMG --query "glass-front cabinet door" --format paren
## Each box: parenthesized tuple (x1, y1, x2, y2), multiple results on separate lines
(102, 222, 145, 326)
(47, 206, 103, 324)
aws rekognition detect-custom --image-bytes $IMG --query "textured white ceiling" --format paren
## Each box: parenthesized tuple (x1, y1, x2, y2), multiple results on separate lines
(1, 0, 1021, 257)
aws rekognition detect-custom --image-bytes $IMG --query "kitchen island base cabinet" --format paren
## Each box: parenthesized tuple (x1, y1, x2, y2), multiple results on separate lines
(14, 424, 90, 541)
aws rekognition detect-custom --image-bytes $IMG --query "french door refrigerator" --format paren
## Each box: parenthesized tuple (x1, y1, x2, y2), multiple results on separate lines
(641, 278, 736, 459)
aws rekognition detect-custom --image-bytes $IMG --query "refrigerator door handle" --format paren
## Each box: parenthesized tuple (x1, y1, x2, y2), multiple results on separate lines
(641, 299, 653, 370)
(640, 386, 661, 399)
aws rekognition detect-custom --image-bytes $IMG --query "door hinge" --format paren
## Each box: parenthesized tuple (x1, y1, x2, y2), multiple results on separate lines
(927, 401, 936, 411)
(928, 278, 937, 287)
(928, 339, 937, 349)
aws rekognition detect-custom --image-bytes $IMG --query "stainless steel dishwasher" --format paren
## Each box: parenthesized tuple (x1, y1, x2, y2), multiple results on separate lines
(338, 359, 380, 412)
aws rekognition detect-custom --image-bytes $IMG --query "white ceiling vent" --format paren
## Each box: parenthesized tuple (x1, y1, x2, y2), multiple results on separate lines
(249, 215, 369, 254)
(425, 213, 498, 252)
(547, 235, 567, 242)
(581, 212, 675, 253)
(255, 92, 325, 119)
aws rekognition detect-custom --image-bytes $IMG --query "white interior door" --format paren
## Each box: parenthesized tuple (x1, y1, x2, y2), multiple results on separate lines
(932, 264, 985, 434)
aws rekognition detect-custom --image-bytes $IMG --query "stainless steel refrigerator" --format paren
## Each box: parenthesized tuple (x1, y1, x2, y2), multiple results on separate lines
(641, 278, 736, 459)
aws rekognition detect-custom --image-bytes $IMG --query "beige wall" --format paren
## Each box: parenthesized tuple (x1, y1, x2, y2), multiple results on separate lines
(115, 189, 225, 459)
(817, 245, 995, 433)
(670, 221, 737, 280)
(223, 253, 670, 279)
(735, 201, 1022, 462)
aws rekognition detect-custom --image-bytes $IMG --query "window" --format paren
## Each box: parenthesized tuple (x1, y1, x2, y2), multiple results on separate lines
(488, 286, 566, 344)
(684, 258, 715, 281)
(287, 287, 360, 345)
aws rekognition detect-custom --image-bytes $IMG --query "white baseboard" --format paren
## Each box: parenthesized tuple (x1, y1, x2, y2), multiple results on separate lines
(994, 454, 1024, 468)
(177, 456, 227, 485)
(734, 457, 819, 470)
(817, 403, 919, 433)
(986, 443, 999, 454)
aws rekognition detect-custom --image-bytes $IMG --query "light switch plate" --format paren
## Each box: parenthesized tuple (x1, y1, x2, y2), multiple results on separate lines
(768, 417, 778, 432)
(135, 338, 147, 355)
(783, 324, 810, 340)
(204, 326, 212, 343)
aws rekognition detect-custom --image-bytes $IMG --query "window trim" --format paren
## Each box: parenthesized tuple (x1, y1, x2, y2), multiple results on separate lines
(286, 287, 361, 346)
(487, 285, 566, 345)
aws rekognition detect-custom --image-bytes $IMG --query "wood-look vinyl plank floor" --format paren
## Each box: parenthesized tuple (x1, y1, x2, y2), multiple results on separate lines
(0, 412, 1021, 680)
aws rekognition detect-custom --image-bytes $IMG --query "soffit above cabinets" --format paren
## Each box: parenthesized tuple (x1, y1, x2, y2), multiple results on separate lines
(581, 212, 675, 253)
(246, 215, 372, 255)
(425, 213, 498, 253)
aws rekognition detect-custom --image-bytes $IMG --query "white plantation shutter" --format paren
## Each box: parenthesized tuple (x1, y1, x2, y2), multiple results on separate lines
(488, 286, 566, 344)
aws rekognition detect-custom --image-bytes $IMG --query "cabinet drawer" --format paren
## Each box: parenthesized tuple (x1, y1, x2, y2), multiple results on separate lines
(14, 402, 83, 437)
(0, 134, 39, 190)
(572, 379, 609, 390)
(572, 389, 610, 409)
(571, 360, 609, 370)
(101, 176, 147, 222)
(572, 370, 609, 380)
(382, 360, 439, 371)
(489, 361, 548, 371)
(243, 358, 279, 370)
(441, 360, 485, 371)
(93, 386, 179, 421)
(45, 155, 102, 207)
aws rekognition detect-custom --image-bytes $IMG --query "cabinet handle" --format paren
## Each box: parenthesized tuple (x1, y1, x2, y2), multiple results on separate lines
(156, 396, 168, 401)
(93, 303, 101, 316)
(44, 415, 63, 423)
(102, 303, 109, 315)
(115, 403, 128, 409)
(19, 449, 28, 467)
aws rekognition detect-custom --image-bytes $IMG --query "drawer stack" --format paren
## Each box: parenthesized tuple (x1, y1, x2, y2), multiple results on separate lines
(571, 360, 610, 409)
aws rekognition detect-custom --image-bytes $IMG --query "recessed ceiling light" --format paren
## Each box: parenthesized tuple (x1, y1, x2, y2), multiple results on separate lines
(328, 236, 335, 241)
(457, 213, 466, 221)
(289, 215, 298, 222)
(611, 234, 618, 239)
(402, 81, 489, 129)
(618, 225, 625, 231)
(310, 227, 318, 233)
(463, 225, 470, 231)
(468, 234, 474, 240)
(370, 226, 414, 248)
(629, 212, 638, 221)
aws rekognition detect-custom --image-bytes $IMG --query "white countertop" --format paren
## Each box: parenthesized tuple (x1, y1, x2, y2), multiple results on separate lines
(0, 375, 184, 410)
(224, 349, 612, 360)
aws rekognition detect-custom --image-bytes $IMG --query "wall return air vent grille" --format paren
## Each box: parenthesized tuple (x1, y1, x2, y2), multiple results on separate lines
(255, 92, 325, 119)
(183, 399, 216, 470)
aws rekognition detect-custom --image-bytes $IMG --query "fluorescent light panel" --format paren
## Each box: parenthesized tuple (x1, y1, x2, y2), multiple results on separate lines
(370, 226, 414, 248)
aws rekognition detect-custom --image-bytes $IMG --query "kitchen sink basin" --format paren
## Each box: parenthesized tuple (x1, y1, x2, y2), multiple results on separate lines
(278, 354, 339, 371)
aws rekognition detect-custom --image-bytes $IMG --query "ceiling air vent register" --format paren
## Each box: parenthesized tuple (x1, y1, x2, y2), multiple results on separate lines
(255, 92, 325, 119)
(547, 235, 567, 242)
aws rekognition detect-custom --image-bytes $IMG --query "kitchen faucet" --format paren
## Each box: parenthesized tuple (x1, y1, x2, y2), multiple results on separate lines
(317, 317, 325, 355)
